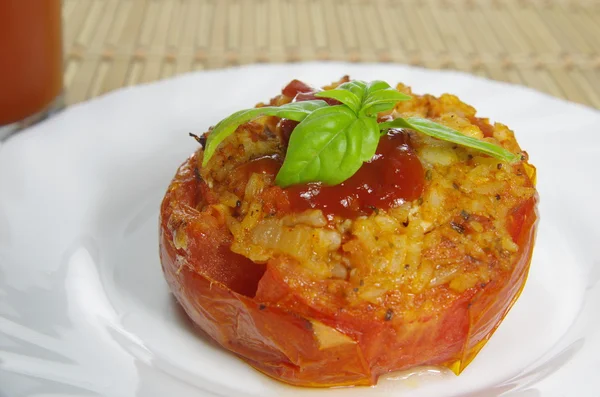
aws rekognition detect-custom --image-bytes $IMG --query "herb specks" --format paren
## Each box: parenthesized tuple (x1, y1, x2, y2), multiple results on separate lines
(425, 169, 433, 181)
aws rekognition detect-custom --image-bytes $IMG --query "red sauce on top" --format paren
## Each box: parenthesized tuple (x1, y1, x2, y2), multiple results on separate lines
(240, 130, 425, 219)
(286, 130, 425, 218)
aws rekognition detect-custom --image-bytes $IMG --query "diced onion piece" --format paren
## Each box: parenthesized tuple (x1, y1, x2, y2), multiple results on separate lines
(311, 320, 356, 350)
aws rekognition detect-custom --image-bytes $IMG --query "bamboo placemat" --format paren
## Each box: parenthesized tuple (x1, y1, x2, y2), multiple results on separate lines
(62, 0, 600, 109)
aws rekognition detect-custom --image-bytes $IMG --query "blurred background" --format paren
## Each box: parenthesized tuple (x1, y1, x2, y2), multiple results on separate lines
(57, 0, 600, 109)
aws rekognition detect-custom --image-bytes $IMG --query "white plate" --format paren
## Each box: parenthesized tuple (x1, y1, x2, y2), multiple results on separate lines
(1, 62, 599, 397)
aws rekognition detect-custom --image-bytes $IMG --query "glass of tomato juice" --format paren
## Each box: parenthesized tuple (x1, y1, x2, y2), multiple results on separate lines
(0, 0, 64, 140)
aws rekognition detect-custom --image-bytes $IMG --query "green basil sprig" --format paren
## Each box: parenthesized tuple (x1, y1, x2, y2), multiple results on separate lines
(315, 80, 411, 116)
(201, 80, 521, 187)
(275, 81, 407, 187)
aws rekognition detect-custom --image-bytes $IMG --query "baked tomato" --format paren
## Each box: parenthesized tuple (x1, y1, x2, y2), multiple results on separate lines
(159, 80, 538, 387)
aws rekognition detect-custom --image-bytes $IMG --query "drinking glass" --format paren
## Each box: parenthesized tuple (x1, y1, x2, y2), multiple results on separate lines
(0, 0, 64, 140)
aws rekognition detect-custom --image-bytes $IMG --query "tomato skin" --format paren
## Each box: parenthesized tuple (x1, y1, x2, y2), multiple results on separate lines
(281, 79, 314, 98)
(160, 154, 538, 387)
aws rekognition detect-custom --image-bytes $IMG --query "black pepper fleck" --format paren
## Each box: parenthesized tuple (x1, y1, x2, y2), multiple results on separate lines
(460, 210, 470, 220)
(353, 287, 359, 292)
(236, 200, 241, 208)
(497, 163, 502, 170)
(452, 182, 460, 190)
(450, 221, 465, 234)
(384, 309, 394, 321)
(193, 167, 202, 181)
(258, 304, 266, 310)
(417, 197, 424, 205)
(404, 264, 410, 270)
(496, 194, 501, 200)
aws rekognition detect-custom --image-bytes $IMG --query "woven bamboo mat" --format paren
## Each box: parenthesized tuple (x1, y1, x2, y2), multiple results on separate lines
(62, 0, 600, 109)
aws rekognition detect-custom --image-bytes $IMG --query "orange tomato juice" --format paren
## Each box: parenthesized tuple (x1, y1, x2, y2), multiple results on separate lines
(0, 0, 63, 126)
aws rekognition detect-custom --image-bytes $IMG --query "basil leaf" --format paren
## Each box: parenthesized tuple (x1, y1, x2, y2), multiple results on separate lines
(202, 100, 328, 166)
(319, 80, 411, 117)
(361, 81, 412, 116)
(315, 89, 361, 114)
(317, 81, 368, 115)
(338, 80, 368, 99)
(275, 106, 379, 187)
(379, 117, 520, 163)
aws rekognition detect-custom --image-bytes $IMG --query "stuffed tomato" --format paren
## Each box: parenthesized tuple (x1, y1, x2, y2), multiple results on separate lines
(159, 78, 538, 387)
